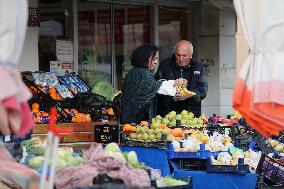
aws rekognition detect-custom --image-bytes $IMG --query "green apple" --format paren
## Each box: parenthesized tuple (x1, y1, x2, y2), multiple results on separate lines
(169, 120, 176, 127)
(136, 133, 143, 140)
(181, 110, 188, 116)
(150, 122, 159, 129)
(142, 133, 149, 141)
(162, 117, 170, 124)
(155, 115, 162, 120)
(161, 129, 169, 135)
(176, 114, 182, 120)
(181, 119, 187, 126)
(148, 129, 154, 135)
(129, 133, 137, 139)
(136, 127, 142, 134)
(169, 111, 177, 116)
(154, 128, 161, 135)
(188, 112, 195, 119)
(156, 133, 162, 140)
(149, 134, 156, 141)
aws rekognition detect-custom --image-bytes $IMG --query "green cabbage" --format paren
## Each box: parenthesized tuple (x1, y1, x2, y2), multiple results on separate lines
(92, 81, 116, 101)
(105, 151, 127, 163)
(104, 143, 121, 153)
(126, 151, 139, 167)
(28, 156, 44, 169)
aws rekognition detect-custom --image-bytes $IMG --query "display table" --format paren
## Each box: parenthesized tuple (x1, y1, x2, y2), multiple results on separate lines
(120, 146, 170, 176)
(170, 160, 257, 189)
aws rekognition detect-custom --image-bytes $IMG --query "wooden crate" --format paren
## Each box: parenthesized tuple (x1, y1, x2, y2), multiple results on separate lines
(32, 121, 118, 143)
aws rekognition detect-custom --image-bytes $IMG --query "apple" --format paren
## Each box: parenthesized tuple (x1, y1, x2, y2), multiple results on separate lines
(181, 110, 188, 116)
(150, 122, 160, 130)
(162, 118, 170, 124)
(155, 115, 162, 120)
(176, 114, 182, 120)
(169, 120, 176, 127)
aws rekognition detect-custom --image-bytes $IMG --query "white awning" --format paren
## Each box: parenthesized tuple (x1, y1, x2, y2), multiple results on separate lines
(233, 0, 284, 137)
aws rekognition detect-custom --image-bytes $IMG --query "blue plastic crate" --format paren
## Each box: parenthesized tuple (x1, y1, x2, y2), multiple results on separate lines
(168, 144, 220, 160)
(206, 158, 249, 174)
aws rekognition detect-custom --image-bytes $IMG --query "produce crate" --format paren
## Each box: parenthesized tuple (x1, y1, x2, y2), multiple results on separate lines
(120, 133, 168, 150)
(32, 122, 96, 143)
(252, 133, 276, 155)
(233, 135, 252, 151)
(151, 176, 193, 189)
(23, 75, 73, 123)
(168, 144, 219, 160)
(76, 92, 114, 121)
(255, 176, 284, 189)
(256, 153, 284, 186)
(76, 173, 154, 189)
(179, 158, 206, 171)
(206, 158, 249, 174)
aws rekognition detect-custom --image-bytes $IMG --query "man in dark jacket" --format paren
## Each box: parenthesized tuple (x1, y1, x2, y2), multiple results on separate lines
(155, 40, 208, 117)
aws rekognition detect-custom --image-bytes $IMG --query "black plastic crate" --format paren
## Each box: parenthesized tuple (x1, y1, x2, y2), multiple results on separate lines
(256, 153, 284, 185)
(233, 135, 252, 151)
(206, 158, 249, 174)
(252, 133, 276, 155)
(179, 158, 206, 171)
(255, 176, 284, 189)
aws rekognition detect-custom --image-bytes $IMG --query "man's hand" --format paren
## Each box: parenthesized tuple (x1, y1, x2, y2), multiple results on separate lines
(174, 78, 188, 87)
(174, 91, 193, 101)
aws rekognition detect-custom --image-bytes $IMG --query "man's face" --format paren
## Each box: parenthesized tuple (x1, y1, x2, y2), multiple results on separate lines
(175, 45, 192, 67)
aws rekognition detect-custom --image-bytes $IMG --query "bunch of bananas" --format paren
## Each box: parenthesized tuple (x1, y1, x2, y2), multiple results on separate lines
(176, 86, 196, 97)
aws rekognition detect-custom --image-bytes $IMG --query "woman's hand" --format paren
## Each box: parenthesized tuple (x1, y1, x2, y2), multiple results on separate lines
(174, 78, 188, 87)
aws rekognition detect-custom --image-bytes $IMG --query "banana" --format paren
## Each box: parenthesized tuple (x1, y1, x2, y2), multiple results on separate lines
(182, 87, 196, 96)
(176, 86, 184, 96)
(176, 85, 196, 97)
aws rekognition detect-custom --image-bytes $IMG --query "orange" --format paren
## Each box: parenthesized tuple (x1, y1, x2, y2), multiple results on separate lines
(49, 87, 56, 94)
(42, 112, 49, 116)
(140, 121, 148, 126)
(32, 103, 39, 110)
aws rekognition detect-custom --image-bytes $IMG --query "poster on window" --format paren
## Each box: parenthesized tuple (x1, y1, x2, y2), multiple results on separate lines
(56, 40, 73, 62)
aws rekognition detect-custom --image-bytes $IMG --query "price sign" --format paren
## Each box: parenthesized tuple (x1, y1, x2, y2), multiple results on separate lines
(94, 123, 119, 144)
(28, 8, 40, 27)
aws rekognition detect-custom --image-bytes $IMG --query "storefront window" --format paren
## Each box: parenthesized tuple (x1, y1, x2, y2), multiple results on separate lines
(159, 6, 194, 60)
(78, 2, 112, 88)
(114, 5, 150, 89)
(38, 0, 73, 72)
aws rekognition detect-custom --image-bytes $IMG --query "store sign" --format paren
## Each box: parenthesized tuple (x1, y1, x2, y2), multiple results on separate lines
(94, 123, 119, 144)
(56, 40, 73, 62)
(28, 7, 40, 27)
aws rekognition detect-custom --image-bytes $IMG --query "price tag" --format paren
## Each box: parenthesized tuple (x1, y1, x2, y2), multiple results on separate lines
(4, 135, 11, 142)
(94, 123, 119, 144)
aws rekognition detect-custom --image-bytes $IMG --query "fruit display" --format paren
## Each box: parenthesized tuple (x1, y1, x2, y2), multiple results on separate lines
(27, 148, 84, 169)
(31, 102, 91, 123)
(126, 125, 174, 142)
(152, 110, 204, 128)
(171, 130, 233, 152)
(209, 148, 261, 170)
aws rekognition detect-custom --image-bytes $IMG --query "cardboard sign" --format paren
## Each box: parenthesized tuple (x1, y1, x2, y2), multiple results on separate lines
(50, 61, 72, 75)
(56, 40, 73, 62)
(50, 61, 61, 75)
(94, 123, 119, 144)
